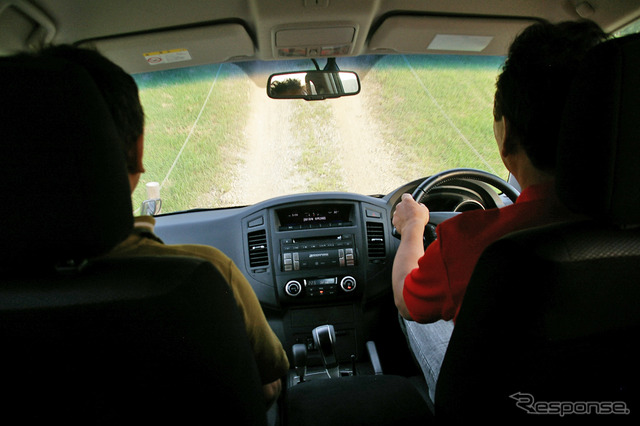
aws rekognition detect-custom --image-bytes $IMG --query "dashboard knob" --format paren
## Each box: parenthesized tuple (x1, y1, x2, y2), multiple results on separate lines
(285, 280, 302, 296)
(340, 276, 356, 292)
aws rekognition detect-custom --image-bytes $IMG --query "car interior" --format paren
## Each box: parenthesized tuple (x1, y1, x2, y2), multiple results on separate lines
(1, 0, 639, 424)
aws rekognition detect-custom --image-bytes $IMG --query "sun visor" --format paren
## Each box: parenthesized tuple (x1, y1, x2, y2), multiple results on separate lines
(80, 23, 255, 74)
(369, 15, 538, 56)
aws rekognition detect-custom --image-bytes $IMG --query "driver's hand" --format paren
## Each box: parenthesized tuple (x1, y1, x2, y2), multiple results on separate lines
(392, 193, 430, 237)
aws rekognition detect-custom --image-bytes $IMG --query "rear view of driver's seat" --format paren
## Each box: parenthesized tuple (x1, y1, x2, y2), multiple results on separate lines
(0, 53, 267, 425)
(435, 32, 640, 421)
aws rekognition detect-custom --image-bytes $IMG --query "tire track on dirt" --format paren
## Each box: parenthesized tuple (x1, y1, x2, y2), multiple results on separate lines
(329, 93, 405, 196)
(225, 80, 405, 205)
(220, 84, 305, 206)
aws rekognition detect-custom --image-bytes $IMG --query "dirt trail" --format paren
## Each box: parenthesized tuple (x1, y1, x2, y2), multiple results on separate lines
(223, 83, 404, 205)
(220, 84, 305, 206)
(330, 93, 404, 195)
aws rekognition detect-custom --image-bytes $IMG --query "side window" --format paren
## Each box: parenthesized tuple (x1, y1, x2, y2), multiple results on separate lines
(613, 16, 640, 37)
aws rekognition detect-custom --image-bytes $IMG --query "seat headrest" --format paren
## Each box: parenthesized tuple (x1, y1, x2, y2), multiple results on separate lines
(556, 33, 640, 226)
(0, 55, 133, 272)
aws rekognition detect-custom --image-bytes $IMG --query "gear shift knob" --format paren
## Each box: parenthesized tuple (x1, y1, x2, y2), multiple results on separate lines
(312, 324, 339, 378)
(292, 343, 307, 382)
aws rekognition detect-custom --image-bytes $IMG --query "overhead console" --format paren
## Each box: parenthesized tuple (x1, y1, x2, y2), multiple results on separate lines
(271, 22, 358, 58)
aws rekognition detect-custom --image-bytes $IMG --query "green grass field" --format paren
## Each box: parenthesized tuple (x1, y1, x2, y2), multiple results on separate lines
(132, 64, 250, 213)
(132, 54, 506, 213)
(365, 55, 506, 180)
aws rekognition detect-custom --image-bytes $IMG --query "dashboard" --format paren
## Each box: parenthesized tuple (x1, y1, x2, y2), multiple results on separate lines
(154, 192, 397, 366)
(152, 175, 514, 365)
(154, 192, 396, 310)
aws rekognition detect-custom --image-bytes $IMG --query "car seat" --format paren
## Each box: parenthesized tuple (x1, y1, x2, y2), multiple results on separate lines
(434, 33, 640, 420)
(0, 53, 267, 425)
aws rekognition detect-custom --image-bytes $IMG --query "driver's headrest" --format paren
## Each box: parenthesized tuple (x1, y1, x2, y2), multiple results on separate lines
(0, 54, 133, 273)
(556, 33, 640, 227)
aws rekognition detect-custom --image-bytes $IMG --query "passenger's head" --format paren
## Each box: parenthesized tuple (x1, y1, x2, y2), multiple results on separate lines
(38, 45, 145, 175)
(270, 78, 306, 96)
(493, 20, 607, 173)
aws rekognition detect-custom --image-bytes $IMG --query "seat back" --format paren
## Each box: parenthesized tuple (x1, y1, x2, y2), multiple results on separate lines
(435, 33, 640, 420)
(1, 257, 267, 424)
(0, 53, 267, 424)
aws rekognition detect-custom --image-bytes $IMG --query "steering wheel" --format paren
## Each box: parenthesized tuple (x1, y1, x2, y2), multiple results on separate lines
(413, 167, 519, 205)
(394, 168, 520, 243)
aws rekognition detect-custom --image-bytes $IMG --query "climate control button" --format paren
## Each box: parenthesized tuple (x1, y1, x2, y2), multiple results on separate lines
(340, 276, 357, 292)
(285, 280, 302, 296)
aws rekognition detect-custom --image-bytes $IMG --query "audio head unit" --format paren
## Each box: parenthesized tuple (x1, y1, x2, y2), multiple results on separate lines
(281, 234, 355, 272)
(276, 204, 353, 231)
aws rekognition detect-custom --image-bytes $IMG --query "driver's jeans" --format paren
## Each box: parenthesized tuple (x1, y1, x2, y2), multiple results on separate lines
(400, 317, 454, 411)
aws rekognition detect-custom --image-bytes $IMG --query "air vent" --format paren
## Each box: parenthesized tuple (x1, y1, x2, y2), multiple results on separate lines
(366, 222, 386, 259)
(247, 230, 269, 268)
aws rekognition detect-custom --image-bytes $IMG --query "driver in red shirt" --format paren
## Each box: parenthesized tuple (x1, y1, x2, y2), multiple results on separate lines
(391, 19, 607, 408)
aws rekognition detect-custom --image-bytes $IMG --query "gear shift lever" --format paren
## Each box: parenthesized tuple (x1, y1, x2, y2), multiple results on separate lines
(292, 343, 307, 383)
(312, 324, 339, 378)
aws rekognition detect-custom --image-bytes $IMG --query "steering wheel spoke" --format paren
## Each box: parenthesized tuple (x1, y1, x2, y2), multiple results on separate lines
(412, 168, 520, 205)
(428, 211, 460, 226)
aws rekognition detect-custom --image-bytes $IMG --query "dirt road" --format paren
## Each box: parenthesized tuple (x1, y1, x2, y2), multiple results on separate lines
(221, 82, 405, 206)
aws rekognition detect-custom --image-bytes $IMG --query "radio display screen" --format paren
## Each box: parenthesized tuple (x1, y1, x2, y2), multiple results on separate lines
(277, 204, 352, 229)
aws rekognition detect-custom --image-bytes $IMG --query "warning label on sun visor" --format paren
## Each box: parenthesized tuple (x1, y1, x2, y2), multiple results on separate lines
(143, 49, 192, 66)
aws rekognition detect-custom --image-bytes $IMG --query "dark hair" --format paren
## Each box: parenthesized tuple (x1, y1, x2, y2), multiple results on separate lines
(270, 78, 306, 96)
(493, 19, 607, 172)
(39, 45, 145, 173)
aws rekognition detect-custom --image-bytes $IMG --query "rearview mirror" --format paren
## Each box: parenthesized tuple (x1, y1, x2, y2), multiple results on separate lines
(267, 70, 360, 100)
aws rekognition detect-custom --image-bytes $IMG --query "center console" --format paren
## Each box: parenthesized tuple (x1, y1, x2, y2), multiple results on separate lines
(271, 200, 391, 376)
(284, 324, 431, 425)
(274, 202, 363, 304)
(243, 196, 393, 378)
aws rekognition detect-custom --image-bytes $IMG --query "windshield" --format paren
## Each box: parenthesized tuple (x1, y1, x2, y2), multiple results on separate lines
(132, 54, 507, 214)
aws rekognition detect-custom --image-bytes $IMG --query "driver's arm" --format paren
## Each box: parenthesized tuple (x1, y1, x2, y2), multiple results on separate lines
(392, 193, 430, 320)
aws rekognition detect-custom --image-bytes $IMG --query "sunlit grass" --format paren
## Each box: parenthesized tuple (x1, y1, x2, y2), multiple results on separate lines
(365, 55, 507, 181)
(132, 64, 250, 213)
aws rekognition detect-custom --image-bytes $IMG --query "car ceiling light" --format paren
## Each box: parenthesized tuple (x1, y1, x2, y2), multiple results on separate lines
(576, 2, 595, 18)
(427, 34, 493, 52)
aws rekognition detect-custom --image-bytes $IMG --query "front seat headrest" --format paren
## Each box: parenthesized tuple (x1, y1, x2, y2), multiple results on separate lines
(0, 54, 133, 273)
(556, 33, 640, 226)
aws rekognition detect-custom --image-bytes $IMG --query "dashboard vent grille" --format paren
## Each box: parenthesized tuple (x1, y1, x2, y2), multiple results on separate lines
(366, 222, 386, 259)
(248, 230, 269, 267)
